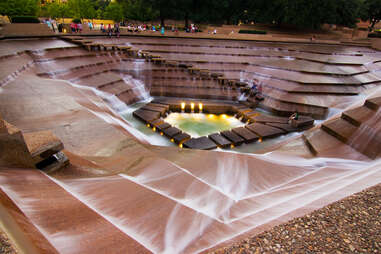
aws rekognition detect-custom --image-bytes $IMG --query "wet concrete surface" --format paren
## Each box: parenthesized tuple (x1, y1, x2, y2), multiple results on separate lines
(0, 36, 381, 253)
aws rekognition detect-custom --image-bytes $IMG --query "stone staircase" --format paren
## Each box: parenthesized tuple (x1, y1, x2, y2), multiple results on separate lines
(305, 96, 381, 159)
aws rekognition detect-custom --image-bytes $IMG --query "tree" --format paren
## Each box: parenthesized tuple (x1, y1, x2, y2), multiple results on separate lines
(0, 0, 39, 18)
(361, 0, 381, 30)
(146, 0, 177, 27)
(46, 1, 71, 19)
(67, 0, 96, 19)
(122, 0, 158, 22)
(104, 1, 123, 21)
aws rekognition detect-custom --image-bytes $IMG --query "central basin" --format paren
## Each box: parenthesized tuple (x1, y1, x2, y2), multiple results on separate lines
(164, 112, 244, 138)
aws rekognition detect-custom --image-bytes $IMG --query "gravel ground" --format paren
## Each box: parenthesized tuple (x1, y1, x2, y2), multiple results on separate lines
(0, 231, 16, 254)
(211, 184, 381, 254)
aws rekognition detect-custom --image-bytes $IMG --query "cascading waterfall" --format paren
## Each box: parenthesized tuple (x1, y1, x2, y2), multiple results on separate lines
(122, 74, 152, 102)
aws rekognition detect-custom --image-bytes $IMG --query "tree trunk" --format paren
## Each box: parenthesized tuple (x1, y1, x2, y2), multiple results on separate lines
(185, 12, 189, 29)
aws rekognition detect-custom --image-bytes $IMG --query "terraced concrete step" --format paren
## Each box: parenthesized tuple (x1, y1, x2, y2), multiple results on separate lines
(342, 105, 375, 126)
(322, 118, 358, 143)
(303, 129, 347, 156)
(365, 97, 381, 110)
(259, 97, 328, 119)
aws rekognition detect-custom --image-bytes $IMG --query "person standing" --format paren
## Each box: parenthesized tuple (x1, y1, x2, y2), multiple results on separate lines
(114, 23, 120, 38)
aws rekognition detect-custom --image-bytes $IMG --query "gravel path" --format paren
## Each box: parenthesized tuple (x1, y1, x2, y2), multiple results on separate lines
(0, 230, 16, 254)
(211, 184, 381, 254)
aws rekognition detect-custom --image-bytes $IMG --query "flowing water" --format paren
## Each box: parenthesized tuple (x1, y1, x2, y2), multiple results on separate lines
(3, 37, 381, 254)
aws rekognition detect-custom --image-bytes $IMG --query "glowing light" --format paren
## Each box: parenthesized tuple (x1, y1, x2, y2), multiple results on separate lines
(208, 114, 215, 119)
(160, 132, 164, 136)
(146, 124, 150, 128)
(152, 127, 156, 132)
(179, 143, 183, 148)
(181, 102, 185, 110)
(230, 144, 235, 148)
(198, 103, 203, 111)
(170, 138, 174, 143)
(258, 138, 263, 143)
(221, 114, 227, 119)
(191, 102, 195, 111)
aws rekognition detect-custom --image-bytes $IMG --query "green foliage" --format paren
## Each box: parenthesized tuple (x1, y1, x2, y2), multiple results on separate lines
(104, 2, 123, 21)
(122, 0, 158, 22)
(245, 0, 361, 29)
(361, 0, 381, 29)
(0, 0, 39, 18)
(46, 1, 71, 19)
(11, 16, 40, 23)
(238, 29, 267, 34)
(67, 0, 96, 19)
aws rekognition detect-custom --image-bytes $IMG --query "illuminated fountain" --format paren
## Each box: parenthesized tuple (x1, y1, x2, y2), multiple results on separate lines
(1, 36, 381, 254)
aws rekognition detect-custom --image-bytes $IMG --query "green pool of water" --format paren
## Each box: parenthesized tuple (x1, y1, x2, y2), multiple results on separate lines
(164, 113, 244, 138)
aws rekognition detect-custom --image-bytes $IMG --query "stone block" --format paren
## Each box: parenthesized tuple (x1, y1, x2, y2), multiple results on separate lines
(183, 137, 217, 150)
(342, 106, 375, 127)
(265, 123, 298, 133)
(208, 133, 232, 148)
(246, 123, 286, 139)
(173, 133, 191, 145)
(163, 127, 182, 138)
(322, 118, 358, 143)
(365, 97, 381, 110)
(232, 127, 259, 143)
(133, 109, 161, 123)
(156, 122, 171, 132)
(220, 130, 245, 146)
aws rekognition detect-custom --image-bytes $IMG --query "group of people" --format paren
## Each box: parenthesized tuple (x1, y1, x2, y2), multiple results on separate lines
(100, 23, 120, 38)
(44, 19, 64, 33)
(70, 22, 83, 33)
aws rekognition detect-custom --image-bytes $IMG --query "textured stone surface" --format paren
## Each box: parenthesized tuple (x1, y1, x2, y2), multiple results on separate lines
(208, 133, 232, 148)
(220, 130, 245, 146)
(163, 126, 182, 138)
(246, 122, 286, 139)
(173, 133, 191, 145)
(183, 136, 217, 150)
(231, 127, 259, 143)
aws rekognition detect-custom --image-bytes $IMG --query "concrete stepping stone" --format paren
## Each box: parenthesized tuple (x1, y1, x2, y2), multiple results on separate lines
(291, 116, 315, 128)
(250, 114, 289, 124)
(132, 109, 160, 123)
(183, 137, 217, 150)
(232, 127, 259, 143)
(246, 123, 286, 139)
(163, 127, 182, 138)
(220, 130, 245, 146)
(265, 123, 298, 133)
(208, 133, 232, 148)
(173, 133, 191, 145)
(156, 122, 171, 132)
(141, 105, 168, 116)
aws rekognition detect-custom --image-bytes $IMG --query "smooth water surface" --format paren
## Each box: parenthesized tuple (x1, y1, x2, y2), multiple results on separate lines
(165, 113, 244, 138)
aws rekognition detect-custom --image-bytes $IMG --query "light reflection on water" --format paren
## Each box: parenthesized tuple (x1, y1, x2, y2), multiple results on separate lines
(120, 103, 303, 154)
(164, 113, 244, 138)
